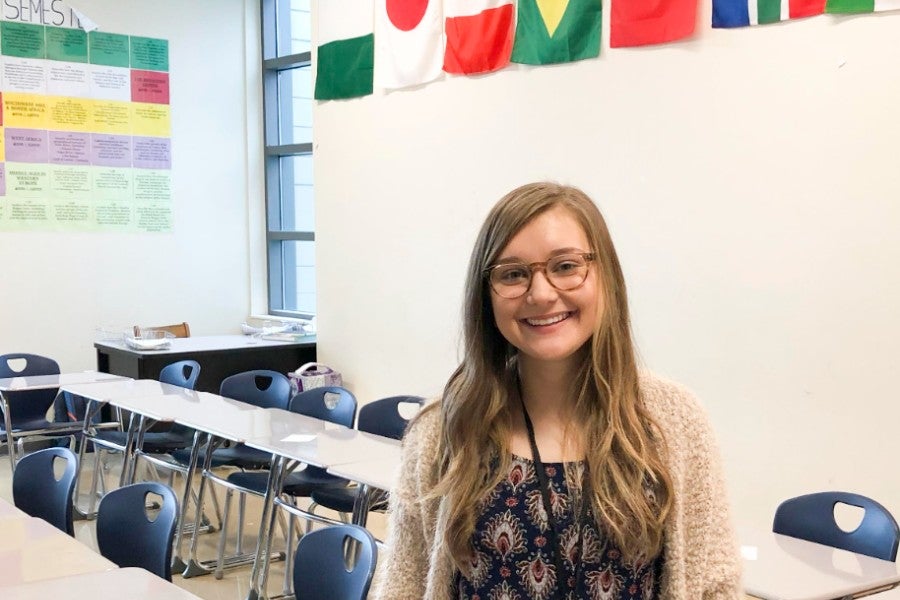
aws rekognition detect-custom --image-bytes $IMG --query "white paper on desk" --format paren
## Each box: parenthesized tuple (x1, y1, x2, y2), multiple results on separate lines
(281, 433, 317, 443)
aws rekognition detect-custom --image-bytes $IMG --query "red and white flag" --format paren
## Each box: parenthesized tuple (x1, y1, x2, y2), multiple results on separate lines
(375, 0, 443, 89)
(443, 0, 514, 75)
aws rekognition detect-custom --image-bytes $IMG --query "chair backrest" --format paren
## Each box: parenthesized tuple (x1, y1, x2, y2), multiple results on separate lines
(0, 353, 61, 424)
(159, 360, 201, 390)
(773, 491, 900, 561)
(133, 322, 190, 338)
(12, 447, 77, 535)
(96, 482, 179, 581)
(357, 395, 424, 440)
(289, 386, 357, 428)
(220, 370, 291, 410)
(293, 524, 377, 600)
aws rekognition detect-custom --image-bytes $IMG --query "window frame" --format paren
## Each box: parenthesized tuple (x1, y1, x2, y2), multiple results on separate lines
(261, 0, 314, 319)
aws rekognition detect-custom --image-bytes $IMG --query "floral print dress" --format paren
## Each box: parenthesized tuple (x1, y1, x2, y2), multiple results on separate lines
(452, 455, 660, 600)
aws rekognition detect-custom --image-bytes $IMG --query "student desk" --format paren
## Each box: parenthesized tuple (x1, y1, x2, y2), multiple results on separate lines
(242, 413, 401, 600)
(327, 453, 400, 528)
(60, 379, 199, 508)
(94, 334, 316, 393)
(0, 517, 116, 586)
(2, 567, 204, 599)
(741, 527, 900, 600)
(0, 371, 129, 470)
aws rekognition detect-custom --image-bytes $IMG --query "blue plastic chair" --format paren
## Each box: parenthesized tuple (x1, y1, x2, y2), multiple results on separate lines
(773, 491, 900, 561)
(96, 482, 179, 581)
(12, 447, 78, 535)
(293, 524, 377, 600)
(0, 353, 82, 471)
(309, 395, 424, 516)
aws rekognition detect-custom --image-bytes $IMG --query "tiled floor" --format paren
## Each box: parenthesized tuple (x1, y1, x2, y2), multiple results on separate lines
(0, 443, 387, 600)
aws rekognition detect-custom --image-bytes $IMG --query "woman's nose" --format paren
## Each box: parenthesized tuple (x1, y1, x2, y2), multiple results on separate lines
(526, 268, 558, 303)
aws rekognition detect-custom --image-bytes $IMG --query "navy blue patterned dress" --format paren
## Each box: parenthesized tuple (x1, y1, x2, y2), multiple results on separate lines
(452, 455, 661, 600)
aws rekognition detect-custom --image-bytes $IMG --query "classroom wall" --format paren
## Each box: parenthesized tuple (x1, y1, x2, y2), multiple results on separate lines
(314, 7, 900, 526)
(0, 1, 262, 370)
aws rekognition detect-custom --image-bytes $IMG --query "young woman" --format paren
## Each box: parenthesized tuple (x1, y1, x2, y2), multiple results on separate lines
(373, 182, 741, 600)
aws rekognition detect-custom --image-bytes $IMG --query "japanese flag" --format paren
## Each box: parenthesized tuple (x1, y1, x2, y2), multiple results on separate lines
(375, 0, 443, 89)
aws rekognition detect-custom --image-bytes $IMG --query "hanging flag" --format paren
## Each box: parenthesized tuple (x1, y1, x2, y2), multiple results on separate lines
(712, 0, 824, 26)
(826, 0, 900, 12)
(511, 0, 602, 65)
(611, 0, 696, 47)
(314, 0, 375, 100)
(375, 0, 443, 89)
(443, 0, 514, 74)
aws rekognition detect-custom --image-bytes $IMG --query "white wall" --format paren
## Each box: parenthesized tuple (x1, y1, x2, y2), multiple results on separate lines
(315, 8, 900, 527)
(0, 0, 262, 370)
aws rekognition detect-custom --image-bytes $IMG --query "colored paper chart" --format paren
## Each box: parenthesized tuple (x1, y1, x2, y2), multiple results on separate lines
(0, 20, 171, 233)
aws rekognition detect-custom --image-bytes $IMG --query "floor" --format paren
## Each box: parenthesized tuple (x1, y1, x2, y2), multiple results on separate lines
(0, 441, 388, 600)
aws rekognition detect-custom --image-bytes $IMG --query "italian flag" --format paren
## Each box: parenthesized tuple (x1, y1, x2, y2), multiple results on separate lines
(511, 0, 602, 65)
(826, 0, 900, 11)
(611, 0, 696, 47)
(314, 0, 375, 100)
(712, 0, 824, 26)
(443, 0, 514, 75)
(375, 0, 443, 89)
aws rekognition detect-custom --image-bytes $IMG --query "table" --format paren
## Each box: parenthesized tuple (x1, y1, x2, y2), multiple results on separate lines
(95, 334, 316, 393)
(0, 496, 28, 521)
(0, 516, 116, 586)
(61, 379, 198, 510)
(327, 453, 401, 527)
(0, 371, 130, 471)
(741, 527, 900, 600)
(1, 567, 204, 599)
(242, 412, 401, 600)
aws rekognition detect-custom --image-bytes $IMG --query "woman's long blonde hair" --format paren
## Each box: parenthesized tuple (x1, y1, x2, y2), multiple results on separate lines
(429, 182, 673, 571)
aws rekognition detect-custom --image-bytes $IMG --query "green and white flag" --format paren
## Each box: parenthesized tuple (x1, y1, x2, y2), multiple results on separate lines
(314, 0, 375, 100)
(826, 0, 900, 11)
(511, 0, 602, 65)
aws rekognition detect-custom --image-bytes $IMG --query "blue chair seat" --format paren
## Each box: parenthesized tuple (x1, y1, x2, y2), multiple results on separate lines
(309, 487, 388, 514)
(228, 466, 348, 497)
(170, 443, 273, 470)
(95, 429, 194, 453)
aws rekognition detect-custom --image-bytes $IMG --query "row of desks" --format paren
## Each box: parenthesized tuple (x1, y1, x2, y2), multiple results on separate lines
(0, 496, 200, 599)
(4, 371, 900, 600)
(61, 377, 400, 600)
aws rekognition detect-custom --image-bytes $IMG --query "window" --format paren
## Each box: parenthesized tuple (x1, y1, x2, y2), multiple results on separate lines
(261, 0, 315, 317)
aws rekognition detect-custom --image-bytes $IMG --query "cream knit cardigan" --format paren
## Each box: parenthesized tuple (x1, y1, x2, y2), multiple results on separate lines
(372, 373, 743, 600)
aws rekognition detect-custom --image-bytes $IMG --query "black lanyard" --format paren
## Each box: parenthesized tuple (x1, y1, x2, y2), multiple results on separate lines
(520, 399, 590, 600)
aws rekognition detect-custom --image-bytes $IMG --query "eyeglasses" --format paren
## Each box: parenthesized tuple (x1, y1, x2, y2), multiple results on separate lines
(485, 252, 595, 299)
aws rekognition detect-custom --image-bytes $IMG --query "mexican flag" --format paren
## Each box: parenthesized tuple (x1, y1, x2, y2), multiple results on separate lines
(314, 0, 375, 100)
(511, 0, 602, 65)
(375, 0, 443, 89)
(826, 0, 900, 12)
(712, 0, 824, 26)
(611, 0, 696, 47)
(443, 0, 514, 75)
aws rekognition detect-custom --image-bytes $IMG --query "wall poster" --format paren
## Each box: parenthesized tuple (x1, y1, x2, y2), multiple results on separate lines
(0, 1, 171, 232)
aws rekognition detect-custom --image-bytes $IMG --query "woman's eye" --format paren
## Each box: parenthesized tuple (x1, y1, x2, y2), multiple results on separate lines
(497, 266, 528, 283)
(551, 260, 580, 274)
